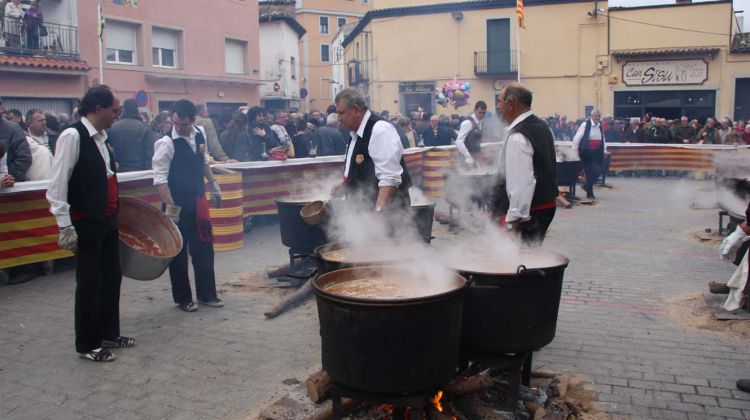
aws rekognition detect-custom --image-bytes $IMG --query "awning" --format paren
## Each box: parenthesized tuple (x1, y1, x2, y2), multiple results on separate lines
(612, 48, 720, 61)
(145, 72, 264, 86)
(0, 55, 89, 74)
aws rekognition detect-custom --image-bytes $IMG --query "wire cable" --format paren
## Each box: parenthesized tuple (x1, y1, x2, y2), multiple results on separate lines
(604, 13, 728, 37)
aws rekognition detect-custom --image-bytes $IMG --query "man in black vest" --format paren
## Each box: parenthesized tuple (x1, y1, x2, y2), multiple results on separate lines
(333, 88, 411, 212)
(46, 85, 134, 362)
(152, 100, 223, 313)
(491, 83, 558, 245)
(572, 109, 606, 200)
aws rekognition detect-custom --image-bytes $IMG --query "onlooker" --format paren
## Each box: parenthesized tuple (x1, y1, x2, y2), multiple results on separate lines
(195, 104, 233, 163)
(646, 118, 673, 143)
(25, 109, 57, 151)
(623, 117, 645, 143)
(673, 116, 695, 144)
(572, 109, 606, 200)
(270, 111, 295, 158)
(6, 108, 23, 127)
(106, 99, 159, 172)
(315, 113, 347, 156)
(719, 118, 733, 144)
(697, 118, 721, 144)
(421, 114, 454, 146)
(4, 0, 23, 49)
(247, 106, 279, 161)
(23, 0, 43, 50)
(152, 111, 172, 136)
(219, 111, 252, 162)
(0, 114, 30, 181)
(291, 118, 311, 158)
(0, 139, 14, 188)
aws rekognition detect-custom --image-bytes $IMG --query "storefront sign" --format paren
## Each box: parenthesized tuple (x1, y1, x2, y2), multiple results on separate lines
(622, 60, 708, 86)
(399, 81, 435, 93)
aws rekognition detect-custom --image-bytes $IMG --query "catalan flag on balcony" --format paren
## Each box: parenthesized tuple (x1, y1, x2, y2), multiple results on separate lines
(516, 0, 526, 29)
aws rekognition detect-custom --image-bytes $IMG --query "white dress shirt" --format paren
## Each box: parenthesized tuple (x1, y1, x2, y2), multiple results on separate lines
(344, 110, 403, 188)
(29, 133, 50, 150)
(152, 125, 209, 186)
(455, 114, 483, 158)
(46, 117, 114, 227)
(501, 110, 535, 223)
(572, 120, 607, 153)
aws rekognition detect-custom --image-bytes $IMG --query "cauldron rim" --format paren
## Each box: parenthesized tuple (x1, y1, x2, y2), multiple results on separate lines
(313, 265, 467, 306)
(449, 250, 569, 277)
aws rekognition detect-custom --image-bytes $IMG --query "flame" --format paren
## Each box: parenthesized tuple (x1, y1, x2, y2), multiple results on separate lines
(430, 390, 444, 413)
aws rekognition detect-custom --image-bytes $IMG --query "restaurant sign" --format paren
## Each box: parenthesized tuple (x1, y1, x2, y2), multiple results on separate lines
(399, 81, 435, 93)
(622, 59, 708, 86)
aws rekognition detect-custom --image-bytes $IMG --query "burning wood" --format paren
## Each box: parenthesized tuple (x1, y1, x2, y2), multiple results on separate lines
(444, 372, 494, 396)
(263, 277, 315, 319)
(306, 370, 332, 403)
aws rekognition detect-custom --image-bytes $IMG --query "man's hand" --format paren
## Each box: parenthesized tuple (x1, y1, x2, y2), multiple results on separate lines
(720, 225, 750, 261)
(58, 226, 78, 252)
(1, 174, 15, 188)
(165, 204, 181, 224)
(209, 180, 222, 208)
(252, 127, 266, 137)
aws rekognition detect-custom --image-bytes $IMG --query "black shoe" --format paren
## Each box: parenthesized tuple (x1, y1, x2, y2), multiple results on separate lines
(587, 194, 596, 200)
(738, 380, 750, 393)
(177, 302, 198, 312)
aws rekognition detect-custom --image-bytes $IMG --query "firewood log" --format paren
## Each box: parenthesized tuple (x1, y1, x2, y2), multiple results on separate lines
(445, 372, 494, 396)
(264, 277, 314, 319)
(306, 370, 331, 403)
(308, 398, 359, 420)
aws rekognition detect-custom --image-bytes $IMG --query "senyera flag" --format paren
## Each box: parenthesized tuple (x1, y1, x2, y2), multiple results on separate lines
(516, 0, 526, 29)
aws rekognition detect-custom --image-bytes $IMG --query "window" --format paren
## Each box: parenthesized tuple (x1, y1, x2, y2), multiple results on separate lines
(290, 56, 296, 79)
(337, 17, 346, 29)
(320, 44, 330, 63)
(320, 16, 329, 34)
(152, 27, 179, 68)
(105, 20, 137, 65)
(225, 39, 246, 74)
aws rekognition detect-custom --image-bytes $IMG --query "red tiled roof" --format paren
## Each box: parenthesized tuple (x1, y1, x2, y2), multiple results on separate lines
(0, 55, 90, 72)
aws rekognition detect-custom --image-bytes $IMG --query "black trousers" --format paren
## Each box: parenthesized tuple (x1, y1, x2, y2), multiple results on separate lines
(582, 155, 604, 197)
(72, 217, 121, 353)
(169, 206, 217, 304)
(518, 207, 556, 246)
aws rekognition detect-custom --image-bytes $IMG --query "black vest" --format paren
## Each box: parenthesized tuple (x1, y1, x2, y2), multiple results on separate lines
(492, 114, 558, 216)
(167, 128, 207, 209)
(68, 121, 117, 219)
(578, 119, 605, 159)
(345, 113, 412, 208)
(465, 117, 482, 154)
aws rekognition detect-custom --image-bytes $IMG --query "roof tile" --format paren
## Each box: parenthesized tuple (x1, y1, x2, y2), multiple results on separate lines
(0, 55, 90, 72)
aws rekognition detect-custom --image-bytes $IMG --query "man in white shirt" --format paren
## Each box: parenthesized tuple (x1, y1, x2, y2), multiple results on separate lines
(492, 83, 558, 245)
(152, 99, 223, 312)
(455, 101, 487, 166)
(334, 88, 411, 212)
(46, 85, 134, 362)
(572, 109, 606, 200)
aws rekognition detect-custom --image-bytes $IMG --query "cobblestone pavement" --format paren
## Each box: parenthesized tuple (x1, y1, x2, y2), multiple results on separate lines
(1, 177, 748, 419)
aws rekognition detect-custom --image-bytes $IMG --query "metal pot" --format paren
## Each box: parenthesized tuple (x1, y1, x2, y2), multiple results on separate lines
(311, 242, 422, 274)
(450, 250, 569, 354)
(118, 197, 183, 281)
(313, 266, 467, 394)
(275, 196, 328, 253)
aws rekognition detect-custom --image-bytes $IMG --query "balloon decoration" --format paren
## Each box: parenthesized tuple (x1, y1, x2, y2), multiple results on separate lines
(435, 77, 472, 109)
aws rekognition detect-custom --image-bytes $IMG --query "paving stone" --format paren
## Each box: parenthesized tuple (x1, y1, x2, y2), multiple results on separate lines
(681, 393, 718, 407)
(705, 405, 745, 419)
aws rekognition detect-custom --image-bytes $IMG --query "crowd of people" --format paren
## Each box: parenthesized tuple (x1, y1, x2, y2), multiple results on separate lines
(546, 113, 750, 145)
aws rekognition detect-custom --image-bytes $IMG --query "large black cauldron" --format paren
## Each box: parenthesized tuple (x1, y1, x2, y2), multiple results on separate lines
(451, 250, 569, 354)
(411, 199, 436, 242)
(314, 266, 466, 394)
(275, 196, 328, 253)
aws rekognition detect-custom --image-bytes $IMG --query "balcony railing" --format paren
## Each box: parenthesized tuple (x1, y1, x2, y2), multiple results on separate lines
(1, 19, 79, 59)
(474, 50, 518, 77)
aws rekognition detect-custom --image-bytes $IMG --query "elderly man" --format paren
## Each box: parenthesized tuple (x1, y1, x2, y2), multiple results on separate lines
(455, 101, 487, 166)
(315, 113, 347, 156)
(491, 83, 557, 245)
(25, 109, 58, 152)
(572, 109, 606, 200)
(334, 88, 411, 211)
(673, 116, 695, 144)
(421, 114, 455, 146)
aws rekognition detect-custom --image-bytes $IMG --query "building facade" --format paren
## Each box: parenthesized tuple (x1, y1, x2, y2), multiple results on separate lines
(295, 0, 371, 112)
(78, 0, 262, 116)
(0, 0, 87, 114)
(259, 15, 306, 112)
(343, 0, 750, 121)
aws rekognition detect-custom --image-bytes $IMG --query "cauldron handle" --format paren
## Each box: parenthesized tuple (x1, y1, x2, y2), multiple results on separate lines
(517, 265, 546, 277)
